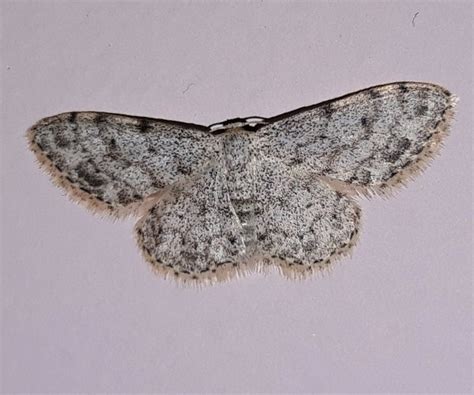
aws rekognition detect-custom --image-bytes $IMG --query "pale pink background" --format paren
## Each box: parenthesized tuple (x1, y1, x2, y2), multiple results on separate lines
(1, 1, 472, 393)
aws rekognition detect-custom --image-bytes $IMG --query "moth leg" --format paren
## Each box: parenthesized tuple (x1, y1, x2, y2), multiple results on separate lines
(134, 167, 252, 284)
(255, 162, 361, 278)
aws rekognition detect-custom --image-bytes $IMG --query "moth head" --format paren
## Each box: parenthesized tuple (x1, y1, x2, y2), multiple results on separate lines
(209, 117, 268, 134)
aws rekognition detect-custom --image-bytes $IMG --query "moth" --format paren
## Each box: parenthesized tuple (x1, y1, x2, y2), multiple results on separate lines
(27, 82, 457, 284)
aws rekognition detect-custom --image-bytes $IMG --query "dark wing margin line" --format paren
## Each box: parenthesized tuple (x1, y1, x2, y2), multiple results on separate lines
(40, 82, 452, 134)
(43, 111, 212, 133)
(253, 81, 453, 129)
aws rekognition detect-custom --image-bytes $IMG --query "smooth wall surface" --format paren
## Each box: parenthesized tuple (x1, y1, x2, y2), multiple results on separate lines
(1, 1, 472, 393)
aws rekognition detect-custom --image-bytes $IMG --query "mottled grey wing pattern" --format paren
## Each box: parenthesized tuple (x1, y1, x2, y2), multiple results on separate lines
(134, 140, 362, 283)
(253, 160, 361, 278)
(27, 82, 457, 285)
(256, 82, 456, 194)
(135, 166, 251, 282)
(27, 112, 215, 216)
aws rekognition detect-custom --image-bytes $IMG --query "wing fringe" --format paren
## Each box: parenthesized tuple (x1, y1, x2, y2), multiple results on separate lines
(26, 120, 144, 219)
(320, 94, 458, 199)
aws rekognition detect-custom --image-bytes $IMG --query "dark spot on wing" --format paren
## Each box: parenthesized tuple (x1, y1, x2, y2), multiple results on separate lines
(54, 132, 71, 148)
(62, 112, 78, 137)
(412, 143, 425, 156)
(76, 161, 106, 187)
(93, 113, 111, 134)
(398, 83, 409, 94)
(68, 112, 78, 131)
(401, 160, 412, 169)
(177, 164, 192, 175)
(151, 179, 165, 189)
(360, 115, 375, 131)
(35, 141, 45, 151)
(369, 89, 382, 100)
(383, 150, 403, 164)
(322, 103, 334, 118)
(382, 138, 412, 163)
(356, 169, 372, 185)
(139, 118, 154, 133)
(397, 137, 411, 152)
(68, 112, 77, 123)
(94, 113, 107, 124)
(415, 104, 428, 116)
(79, 186, 92, 194)
(143, 246, 152, 256)
(117, 189, 133, 205)
(290, 156, 303, 165)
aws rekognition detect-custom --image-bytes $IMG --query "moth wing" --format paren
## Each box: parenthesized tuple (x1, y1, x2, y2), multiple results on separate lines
(135, 166, 251, 284)
(254, 161, 361, 278)
(256, 82, 456, 195)
(27, 112, 215, 217)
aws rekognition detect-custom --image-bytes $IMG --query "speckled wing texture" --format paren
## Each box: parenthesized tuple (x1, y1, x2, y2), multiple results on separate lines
(252, 160, 361, 278)
(27, 112, 215, 216)
(28, 82, 456, 285)
(256, 82, 456, 195)
(135, 166, 251, 282)
(135, 158, 361, 282)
